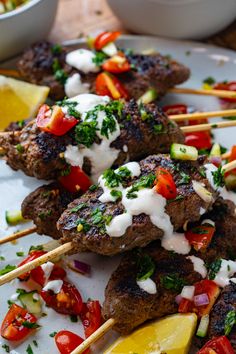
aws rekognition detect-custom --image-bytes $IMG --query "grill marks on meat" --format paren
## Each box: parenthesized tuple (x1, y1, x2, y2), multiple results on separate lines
(102, 243, 202, 334)
(0, 100, 184, 180)
(21, 183, 79, 239)
(57, 155, 217, 256)
(17, 41, 190, 100)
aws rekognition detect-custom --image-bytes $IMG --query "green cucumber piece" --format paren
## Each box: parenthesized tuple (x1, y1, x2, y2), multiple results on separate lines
(170, 143, 198, 161)
(210, 143, 221, 157)
(137, 89, 158, 104)
(196, 314, 209, 337)
(18, 291, 42, 315)
(5, 210, 25, 225)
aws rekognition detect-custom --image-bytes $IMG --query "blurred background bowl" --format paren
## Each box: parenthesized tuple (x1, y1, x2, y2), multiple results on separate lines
(0, 0, 58, 62)
(107, 0, 236, 40)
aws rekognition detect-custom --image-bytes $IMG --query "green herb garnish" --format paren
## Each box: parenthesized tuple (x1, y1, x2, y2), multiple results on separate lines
(70, 314, 78, 322)
(102, 166, 131, 188)
(51, 43, 62, 55)
(178, 171, 191, 185)
(203, 77, 216, 86)
(212, 166, 225, 188)
(16, 144, 24, 153)
(160, 274, 187, 292)
(2, 344, 10, 353)
(49, 331, 57, 338)
(110, 190, 122, 200)
(75, 120, 98, 147)
(33, 340, 38, 347)
(224, 310, 236, 335)
(38, 210, 52, 220)
(126, 174, 156, 199)
(52, 58, 68, 85)
(0, 264, 16, 276)
(89, 184, 98, 192)
(29, 245, 43, 252)
(26, 344, 34, 354)
(22, 321, 40, 329)
(0, 256, 5, 261)
(70, 203, 88, 213)
(136, 252, 155, 281)
(208, 259, 222, 280)
(16, 251, 24, 257)
(92, 51, 107, 66)
(76, 218, 91, 232)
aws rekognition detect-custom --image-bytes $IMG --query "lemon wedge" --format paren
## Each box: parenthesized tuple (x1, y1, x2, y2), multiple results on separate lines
(0, 75, 49, 130)
(104, 313, 198, 354)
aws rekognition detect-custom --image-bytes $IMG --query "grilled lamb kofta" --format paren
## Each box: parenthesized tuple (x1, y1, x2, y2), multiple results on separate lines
(0, 96, 184, 181)
(17, 39, 190, 101)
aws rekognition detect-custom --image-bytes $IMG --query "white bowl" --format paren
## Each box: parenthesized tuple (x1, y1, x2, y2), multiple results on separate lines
(0, 0, 59, 62)
(107, 0, 236, 40)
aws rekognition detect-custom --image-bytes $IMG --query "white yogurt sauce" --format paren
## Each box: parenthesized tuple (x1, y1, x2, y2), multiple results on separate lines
(10, 293, 19, 301)
(137, 278, 157, 294)
(162, 232, 191, 255)
(66, 49, 100, 73)
(43, 279, 63, 294)
(200, 207, 206, 215)
(64, 73, 90, 97)
(213, 259, 236, 287)
(187, 255, 207, 278)
(41, 261, 54, 284)
(106, 213, 133, 237)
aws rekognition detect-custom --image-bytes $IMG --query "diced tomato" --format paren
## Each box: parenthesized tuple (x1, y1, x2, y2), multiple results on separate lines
(185, 132, 212, 150)
(80, 300, 102, 338)
(94, 31, 121, 50)
(59, 166, 91, 193)
(214, 81, 236, 103)
(55, 330, 89, 354)
(162, 104, 188, 116)
(31, 264, 66, 287)
(197, 336, 235, 354)
(178, 280, 220, 317)
(17, 250, 47, 281)
(154, 167, 177, 200)
(102, 52, 131, 73)
(36, 104, 78, 136)
(40, 280, 83, 315)
(1, 304, 37, 341)
(95, 72, 129, 100)
(185, 225, 215, 251)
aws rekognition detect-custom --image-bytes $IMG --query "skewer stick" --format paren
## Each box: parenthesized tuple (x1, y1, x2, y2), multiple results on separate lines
(71, 318, 116, 354)
(0, 69, 20, 78)
(221, 151, 231, 160)
(169, 109, 236, 122)
(222, 160, 236, 174)
(181, 120, 236, 133)
(0, 226, 37, 245)
(0, 242, 73, 286)
(169, 87, 236, 99)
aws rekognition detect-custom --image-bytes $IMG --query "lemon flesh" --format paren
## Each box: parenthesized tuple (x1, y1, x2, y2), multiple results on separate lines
(0, 75, 49, 130)
(104, 313, 198, 354)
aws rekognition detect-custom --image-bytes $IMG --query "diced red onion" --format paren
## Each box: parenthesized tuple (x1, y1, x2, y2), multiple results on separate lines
(194, 293, 209, 307)
(181, 285, 195, 300)
(209, 156, 222, 168)
(175, 294, 183, 305)
(70, 259, 91, 275)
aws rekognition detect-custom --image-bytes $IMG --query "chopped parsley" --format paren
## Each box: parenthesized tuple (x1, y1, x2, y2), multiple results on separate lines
(70, 314, 78, 322)
(102, 166, 131, 188)
(0, 264, 16, 276)
(208, 259, 222, 280)
(153, 124, 164, 134)
(51, 43, 62, 55)
(57, 99, 80, 119)
(139, 103, 154, 122)
(224, 310, 236, 335)
(22, 321, 40, 329)
(16, 251, 24, 257)
(178, 171, 191, 185)
(26, 344, 34, 354)
(16, 144, 24, 153)
(49, 331, 57, 337)
(70, 203, 88, 213)
(89, 184, 98, 192)
(75, 120, 98, 147)
(16, 288, 27, 295)
(61, 166, 71, 177)
(92, 51, 107, 66)
(0, 256, 5, 261)
(2, 344, 10, 353)
(91, 208, 103, 225)
(38, 210, 52, 220)
(199, 167, 207, 178)
(160, 274, 187, 292)
(52, 58, 68, 85)
(212, 166, 225, 188)
(110, 189, 122, 200)
(29, 245, 43, 252)
(33, 340, 38, 347)
(203, 77, 216, 86)
(136, 252, 155, 281)
(76, 218, 91, 232)
(126, 174, 156, 199)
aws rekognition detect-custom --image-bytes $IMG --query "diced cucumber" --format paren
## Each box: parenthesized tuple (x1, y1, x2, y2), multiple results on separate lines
(196, 314, 209, 337)
(170, 143, 198, 161)
(102, 42, 118, 57)
(210, 143, 221, 157)
(137, 89, 158, 105)
(5, 210, 25, 225)
(18, 291, 42, 315)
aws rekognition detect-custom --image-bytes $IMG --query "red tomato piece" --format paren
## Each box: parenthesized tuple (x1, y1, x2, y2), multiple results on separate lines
(95, 72, 129, 100)
(55, 330, 89, 354)
(185, 132, 212, 150)
(17, 250, 47, 281)
(162, 104, 188, 116)
(154, 167, 177, 200)
(40, 280, 83, 315)
(1, 304, 37, 341)
(36, 104, 78, 136)
(94, 31, 121, 50)
(31, 264, 66, 287)
(214, 81, 236, 103)
(102, 53, 131, 73)
(59, 166, 92, 193)
(178, 298, 193, 313)
(185, 225, 215, 251)
(80, 300, 102, 338)
(197, 336, 235, 354)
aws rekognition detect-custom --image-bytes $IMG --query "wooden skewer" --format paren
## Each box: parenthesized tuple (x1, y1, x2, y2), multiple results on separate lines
(222, 151, 231, 160)
(0, 242, 73, 286)
(181, 120, 236, 133)
(0, 226, 37, 245)
(71, 318, 116, 354)
(169, 109, 236, 122)
(222, 160, 236, 174)
(0, 69, 20, 78)
(170, 87, 236, 99)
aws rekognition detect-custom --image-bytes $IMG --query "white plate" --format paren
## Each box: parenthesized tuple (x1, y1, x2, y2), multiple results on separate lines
(0, 35, 236, 354)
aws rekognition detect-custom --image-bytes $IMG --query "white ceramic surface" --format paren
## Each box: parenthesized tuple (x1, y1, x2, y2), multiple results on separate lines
(107, 0, 236, 40)
(0, 0, 59, 62)
(1, 35, 236, 353)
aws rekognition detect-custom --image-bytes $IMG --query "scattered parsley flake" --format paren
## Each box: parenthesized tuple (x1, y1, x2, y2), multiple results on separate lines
(70, 203, 88, 213)
(89, 184, 98, 192)
(126, 174, 156, 199)
(49, 331, 57, 337)
(208, 259, 222, 280)
(224, 310, 236, 336)
(2, 344, 10, 353)
(110, 189, 122, 200)
(26, 344, 34, 354)
(136, 252, 155, 281)
(16, 144, 24, 153)
(51, 43, 62, 55)
(160, 274, 187, 292)
(22, 321, 40, 329)
(16, 251, 24, 257)
(52, 58, 68, 85)
(70, 314, 78, 322)
(33, 340, 38, 347)
(203, 77, 216, 86)
(212, 166, 225, 187)
(76, 218, 91, 232)
(92, 51, 107, 66)
(0, 264, 16, 276)
(0, 256, 5, 261)
(29, 245, 43, 252)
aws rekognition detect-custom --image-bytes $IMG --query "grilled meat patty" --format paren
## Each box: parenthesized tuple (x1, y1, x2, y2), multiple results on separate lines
(102, 242, 202, 334)
(0, 100, 184, 180)
(21, 183, 79, 239)
(17, 41, 190, 101)
(57, 155, 217, 255)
